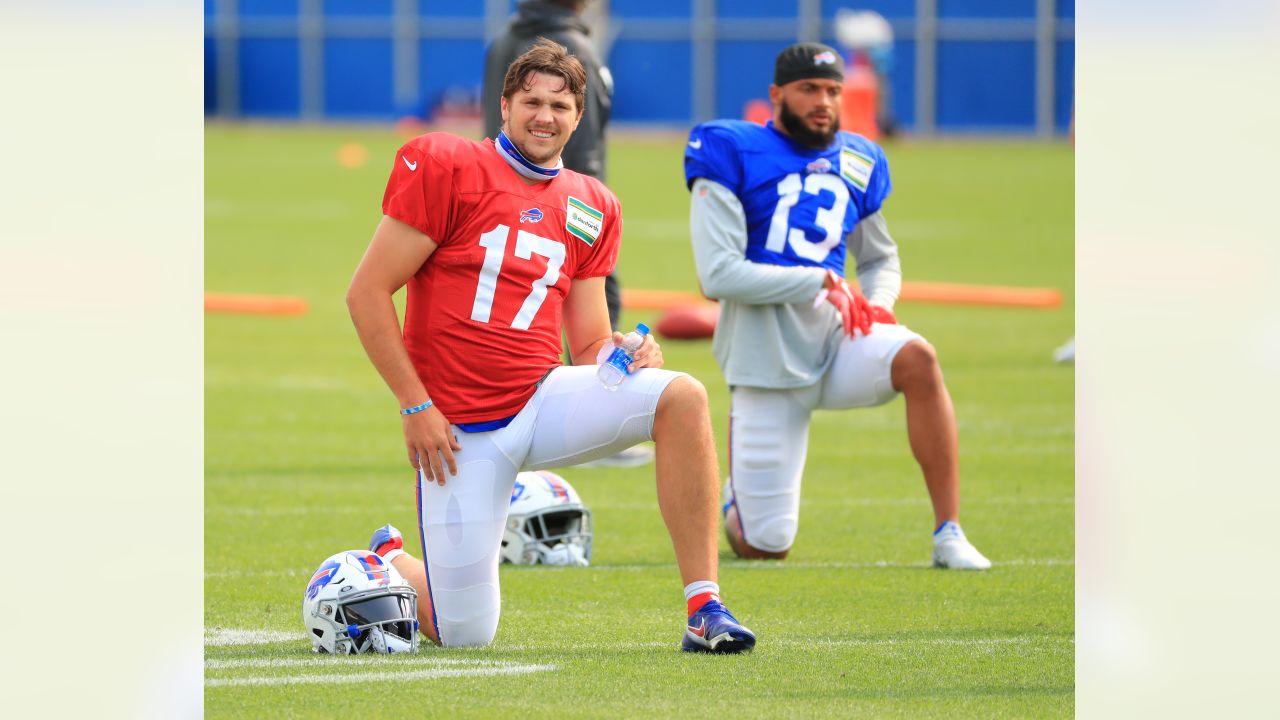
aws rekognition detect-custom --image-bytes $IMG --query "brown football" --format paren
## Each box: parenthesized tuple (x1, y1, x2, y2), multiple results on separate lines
(655, 303, 720, 340)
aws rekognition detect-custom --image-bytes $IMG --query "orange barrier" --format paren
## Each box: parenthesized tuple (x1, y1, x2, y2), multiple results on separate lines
(839, 64, 879, 140)
(901, 281, 1062, 308)
(205, 293, 309, 316)
(624, 282, 1061, 311)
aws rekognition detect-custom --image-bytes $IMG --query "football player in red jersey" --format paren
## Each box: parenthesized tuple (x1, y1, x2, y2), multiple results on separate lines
(346, 40, 755, 654)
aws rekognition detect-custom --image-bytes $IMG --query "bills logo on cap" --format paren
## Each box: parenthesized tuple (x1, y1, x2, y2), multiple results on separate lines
(813, 50, 838, 66)
(806, 157, 833, 174)
(520, 208, 543, 224)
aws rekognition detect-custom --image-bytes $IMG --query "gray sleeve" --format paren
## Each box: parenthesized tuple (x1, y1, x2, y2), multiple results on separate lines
(848, 211, 902, 310)
(690, 178, 826, 305)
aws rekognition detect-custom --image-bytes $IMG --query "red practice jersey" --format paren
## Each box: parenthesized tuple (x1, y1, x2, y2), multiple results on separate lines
(382, 133, 621, 423)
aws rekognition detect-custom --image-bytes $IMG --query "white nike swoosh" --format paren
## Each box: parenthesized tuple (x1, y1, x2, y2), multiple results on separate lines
(688, 138, 702, 149)
(402, 156, 418, 171)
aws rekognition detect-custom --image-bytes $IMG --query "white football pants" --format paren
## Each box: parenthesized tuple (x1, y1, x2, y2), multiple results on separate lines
(415, 364, 684, 647)
(728, 323, 923, 553)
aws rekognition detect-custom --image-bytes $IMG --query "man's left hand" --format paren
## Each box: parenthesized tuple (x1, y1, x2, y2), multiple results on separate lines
(869, 305, 897, 324)
(616, 330, 664, 373)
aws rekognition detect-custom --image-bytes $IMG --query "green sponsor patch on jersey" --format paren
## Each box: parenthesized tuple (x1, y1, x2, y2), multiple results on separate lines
(840, 148, 875, 191)
(565, 196, 604, 246)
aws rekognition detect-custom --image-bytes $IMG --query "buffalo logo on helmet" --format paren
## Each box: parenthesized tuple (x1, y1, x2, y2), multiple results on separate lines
(305, 560, 342, 601)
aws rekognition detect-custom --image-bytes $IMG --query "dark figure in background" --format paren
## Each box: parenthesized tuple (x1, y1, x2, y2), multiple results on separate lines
(484, 1, 651, 468)
(484, 0, 620, 331)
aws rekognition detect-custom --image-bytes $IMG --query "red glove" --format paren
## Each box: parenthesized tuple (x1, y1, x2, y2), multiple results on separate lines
(869, 305, 897, 324)
(816, 270, 872, 338)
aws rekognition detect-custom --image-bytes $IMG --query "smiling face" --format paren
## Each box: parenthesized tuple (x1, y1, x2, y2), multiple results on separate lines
(770, 77, 843, 149)
(500, 71, 583, 167)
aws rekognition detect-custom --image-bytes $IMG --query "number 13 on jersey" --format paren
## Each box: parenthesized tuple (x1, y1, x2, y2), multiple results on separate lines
(765, 172, 850, 263)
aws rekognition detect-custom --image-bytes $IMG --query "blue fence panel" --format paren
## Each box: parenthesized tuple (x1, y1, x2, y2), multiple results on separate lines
(888, 38, 916, 129)
(239, 38, 301, 116)
(1054, 39, 1073, 131)
(239, 0, 297, 17)
(714, 40, 786, 121)
(938, 0, 1034, 19)
(611, 0, 690, 19)
(420, 38, 485, 117)
(718, 0, 797, 19)
(206, 0, 217, 17)
(936, 40, 1035, 129)
(609, 39, 691, 122)
(325, 0, 392, 17)
(1057, 0, 1074, 19)
(420, 2, 486, 18)
(822, 0, 916, 19)
(325, 38, 395, 118)
(205, 37, 218, 115)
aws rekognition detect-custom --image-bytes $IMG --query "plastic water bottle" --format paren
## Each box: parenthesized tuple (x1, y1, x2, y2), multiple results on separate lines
(597, 323, 650, 391)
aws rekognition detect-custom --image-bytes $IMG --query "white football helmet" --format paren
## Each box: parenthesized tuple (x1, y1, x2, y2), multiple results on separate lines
(501, 470, 592, 566)
(301, 550, 420, 654)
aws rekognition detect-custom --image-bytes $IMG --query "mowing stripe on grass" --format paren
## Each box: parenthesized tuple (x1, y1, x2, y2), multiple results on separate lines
(205, 663, 557, 687)
(204, 557, 1073, 580)
(498, 635, 1074, 652)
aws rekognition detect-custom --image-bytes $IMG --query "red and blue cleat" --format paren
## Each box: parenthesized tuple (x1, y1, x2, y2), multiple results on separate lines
(682, 599, 757, 654)
(368, 524, 404, 557)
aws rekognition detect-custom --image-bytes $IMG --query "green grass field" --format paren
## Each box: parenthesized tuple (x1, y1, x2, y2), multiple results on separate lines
(206, 124, 1074, 717)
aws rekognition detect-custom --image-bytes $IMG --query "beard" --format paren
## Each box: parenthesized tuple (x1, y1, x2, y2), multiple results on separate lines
(778, 99, 839, 149)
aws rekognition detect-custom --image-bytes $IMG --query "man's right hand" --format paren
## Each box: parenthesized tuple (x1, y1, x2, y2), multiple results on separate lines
(403, 405, 461, 486)
(816, 269, 872, 338)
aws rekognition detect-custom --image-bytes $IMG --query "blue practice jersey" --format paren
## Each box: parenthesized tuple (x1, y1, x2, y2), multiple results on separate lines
(683, 120, 891, 277)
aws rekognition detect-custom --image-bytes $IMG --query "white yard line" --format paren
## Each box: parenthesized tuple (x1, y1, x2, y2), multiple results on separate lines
(205, 629, 300, 646)
(206, 664, 557, 687)
(207, 657, 505, 670)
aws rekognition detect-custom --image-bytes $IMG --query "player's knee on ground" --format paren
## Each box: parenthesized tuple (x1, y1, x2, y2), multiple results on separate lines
(725, 503, 794, 558)
(435, 584, 500, 647)
(892, 339, 943, 392)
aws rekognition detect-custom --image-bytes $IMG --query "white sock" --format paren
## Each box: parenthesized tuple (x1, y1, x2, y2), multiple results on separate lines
(933, 521, 964, 544)
(683, 580, 720, 602)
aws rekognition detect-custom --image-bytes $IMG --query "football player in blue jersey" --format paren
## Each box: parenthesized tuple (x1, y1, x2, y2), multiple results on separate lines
(685, 42, 991, 569)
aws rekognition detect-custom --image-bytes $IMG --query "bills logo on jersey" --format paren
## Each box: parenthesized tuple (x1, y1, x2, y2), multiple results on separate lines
(305, 560, 341, 600)
(805, 157, 833, 174)
(813, 50, 838, 66)
(519, 207, 543, 224)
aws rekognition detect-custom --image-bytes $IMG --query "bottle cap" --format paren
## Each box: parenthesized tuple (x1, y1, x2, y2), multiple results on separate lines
(635, 323, 650, 336)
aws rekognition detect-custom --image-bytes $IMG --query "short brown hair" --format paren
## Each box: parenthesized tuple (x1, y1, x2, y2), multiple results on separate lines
(501, 38, 587, 114)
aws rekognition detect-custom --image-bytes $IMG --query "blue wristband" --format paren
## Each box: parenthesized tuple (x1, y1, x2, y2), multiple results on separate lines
(400, 400, 433, 416)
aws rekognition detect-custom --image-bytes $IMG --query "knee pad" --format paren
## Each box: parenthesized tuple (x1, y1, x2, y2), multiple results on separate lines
(746, 514, 798, 553)
(434, 582, 500, 647)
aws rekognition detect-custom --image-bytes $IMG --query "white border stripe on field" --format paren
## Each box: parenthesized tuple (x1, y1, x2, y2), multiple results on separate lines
(206, 664, 556, 688)
(206, 657, 494, 670)
(205, 557, 1073, 580)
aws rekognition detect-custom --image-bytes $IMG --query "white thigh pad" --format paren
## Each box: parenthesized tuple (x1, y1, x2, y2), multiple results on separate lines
(524, 365, 685, 470)
(819, 323, 923, 409)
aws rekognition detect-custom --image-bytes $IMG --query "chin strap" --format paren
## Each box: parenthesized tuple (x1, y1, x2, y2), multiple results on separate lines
(495, 130, 562, 182)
